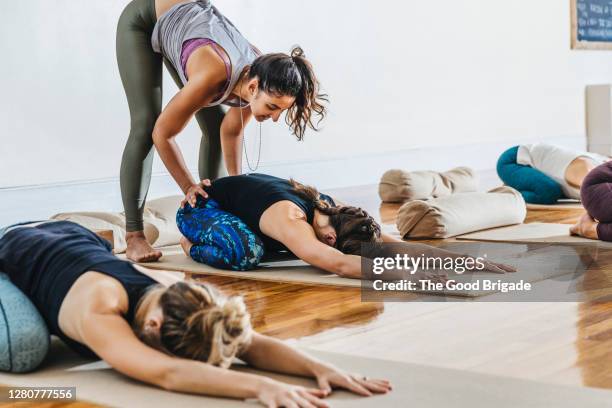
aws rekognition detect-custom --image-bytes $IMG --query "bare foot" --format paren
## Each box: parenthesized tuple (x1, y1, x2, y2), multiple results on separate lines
(126, 231, 162, 262)
(569, 218, 582, 236)
(180, 236, 193, 257)
(570, 213, 599, 240)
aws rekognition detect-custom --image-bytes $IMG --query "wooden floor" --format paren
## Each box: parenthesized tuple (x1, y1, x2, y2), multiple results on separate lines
(210, 185, 612, 390)
(4, 184, 612, 407)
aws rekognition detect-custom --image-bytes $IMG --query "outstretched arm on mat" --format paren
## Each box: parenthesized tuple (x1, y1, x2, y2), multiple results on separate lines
(240, 332, 391, 397)
(269, 213, 363, 278)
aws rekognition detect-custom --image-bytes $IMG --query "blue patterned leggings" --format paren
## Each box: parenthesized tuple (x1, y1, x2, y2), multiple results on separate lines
(176, 198, 265, 271)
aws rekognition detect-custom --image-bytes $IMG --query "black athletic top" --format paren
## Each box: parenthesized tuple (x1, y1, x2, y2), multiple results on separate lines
(0, 221, 156, 358)
(205, 173, 335, 251)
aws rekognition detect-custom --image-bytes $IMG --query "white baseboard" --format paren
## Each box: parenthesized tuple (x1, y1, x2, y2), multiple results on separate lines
(0, 135, 585, 226)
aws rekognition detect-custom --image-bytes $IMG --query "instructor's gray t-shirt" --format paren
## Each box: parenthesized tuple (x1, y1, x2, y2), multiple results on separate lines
(151, 0, 259, 106)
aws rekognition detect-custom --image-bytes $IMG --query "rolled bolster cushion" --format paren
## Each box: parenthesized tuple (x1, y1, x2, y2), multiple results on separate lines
(496, 146, 564, 205)
(52, 195, 184, 253)
(396, 186, 527, 239)
(379, 167, 479, 203)
(0, 274, 50, 373)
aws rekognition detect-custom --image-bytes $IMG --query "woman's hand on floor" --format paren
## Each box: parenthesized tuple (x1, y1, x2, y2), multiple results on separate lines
(411, 271, 448, 284)
(478, 259, 516, 274)
(256, 378, 329, 408)
(314, 365, 392, 397)
(181, 179, 211, 208)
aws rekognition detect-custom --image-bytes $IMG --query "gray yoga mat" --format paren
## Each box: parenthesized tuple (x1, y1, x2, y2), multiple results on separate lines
(134, 243, 586, 298)
(0, 338, 611, 407)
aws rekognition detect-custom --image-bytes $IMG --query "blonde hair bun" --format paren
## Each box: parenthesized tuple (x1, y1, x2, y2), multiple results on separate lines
(134, 282, 252, 369)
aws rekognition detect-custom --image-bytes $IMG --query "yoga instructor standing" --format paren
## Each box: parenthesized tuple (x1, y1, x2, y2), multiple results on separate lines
(117, 0, 327, 262)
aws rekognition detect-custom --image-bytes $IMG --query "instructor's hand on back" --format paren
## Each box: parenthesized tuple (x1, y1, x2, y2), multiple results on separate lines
(181, 179, 212, 208)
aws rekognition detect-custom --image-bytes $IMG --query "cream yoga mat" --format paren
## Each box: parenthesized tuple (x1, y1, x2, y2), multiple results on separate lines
(1, 339, 611, 408)
(457, 223, 612, 248)
(131, 244, 582, 298)
(131, 246, 363, 288)
(526, 200, 583, 211)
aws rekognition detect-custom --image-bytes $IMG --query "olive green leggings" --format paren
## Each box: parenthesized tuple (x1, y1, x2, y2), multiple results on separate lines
(116, 0, 226, 232)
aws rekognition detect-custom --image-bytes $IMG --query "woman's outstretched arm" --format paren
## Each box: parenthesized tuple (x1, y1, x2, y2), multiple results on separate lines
(82, 311, 258, 396)
(239, 332, 392, 396)
(265, 213, 363, 278)
(79, 311, 328, 405)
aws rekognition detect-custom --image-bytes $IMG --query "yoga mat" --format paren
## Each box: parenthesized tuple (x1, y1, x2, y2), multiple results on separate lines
(133, 246, 363, 288)
(1, 338, 611, 408)
(457, 223, 612, 248)
(526, 201, 583, 211)
(131, 245, 583, 298)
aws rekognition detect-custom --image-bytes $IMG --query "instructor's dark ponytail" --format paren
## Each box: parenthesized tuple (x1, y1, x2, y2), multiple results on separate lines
(249, 46, 328, 140)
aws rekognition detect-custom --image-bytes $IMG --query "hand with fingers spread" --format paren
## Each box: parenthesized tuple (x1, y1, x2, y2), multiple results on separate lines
(314, 365, 392, 398)
(454, 256, 516, 274)
(478, 259, 517, 274)
(256, 379, 330, 408)
(181, 179, 212, 208)
(413, 271, 448, 284)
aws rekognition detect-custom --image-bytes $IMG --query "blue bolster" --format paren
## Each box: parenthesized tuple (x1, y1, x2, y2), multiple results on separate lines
(496, 146, 564, 205)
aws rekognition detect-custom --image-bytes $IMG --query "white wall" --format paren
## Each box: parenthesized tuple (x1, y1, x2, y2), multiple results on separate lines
(238, 0, 612, 162)
(1, 0, 612, 191)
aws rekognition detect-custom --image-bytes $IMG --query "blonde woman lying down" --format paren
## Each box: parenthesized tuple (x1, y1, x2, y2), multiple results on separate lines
(0, 221, 390, 407)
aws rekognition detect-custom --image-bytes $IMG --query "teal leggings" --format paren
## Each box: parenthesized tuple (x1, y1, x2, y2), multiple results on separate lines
(116, 0, 226, 232)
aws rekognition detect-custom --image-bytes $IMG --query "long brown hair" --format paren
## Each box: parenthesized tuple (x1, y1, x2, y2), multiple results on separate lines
(133, 282, 252, 368)
(289, 179, 382, 255)
(249, 46, 328, 140)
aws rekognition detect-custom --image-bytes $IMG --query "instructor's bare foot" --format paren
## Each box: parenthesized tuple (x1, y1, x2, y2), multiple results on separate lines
(126, 231, 162, 262)
(570, 213, 599, 240)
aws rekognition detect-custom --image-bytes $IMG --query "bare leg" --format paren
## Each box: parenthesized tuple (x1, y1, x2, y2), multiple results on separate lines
(570, 213, 599, 240)
(565, 157, 598, 190)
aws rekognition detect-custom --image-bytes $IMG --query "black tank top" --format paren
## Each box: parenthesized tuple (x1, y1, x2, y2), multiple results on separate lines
(0, 221, 157, 358)
(205, 173, 335, 251)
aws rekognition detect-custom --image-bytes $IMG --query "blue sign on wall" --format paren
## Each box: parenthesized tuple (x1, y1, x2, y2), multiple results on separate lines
(576, 0, 612, 43)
